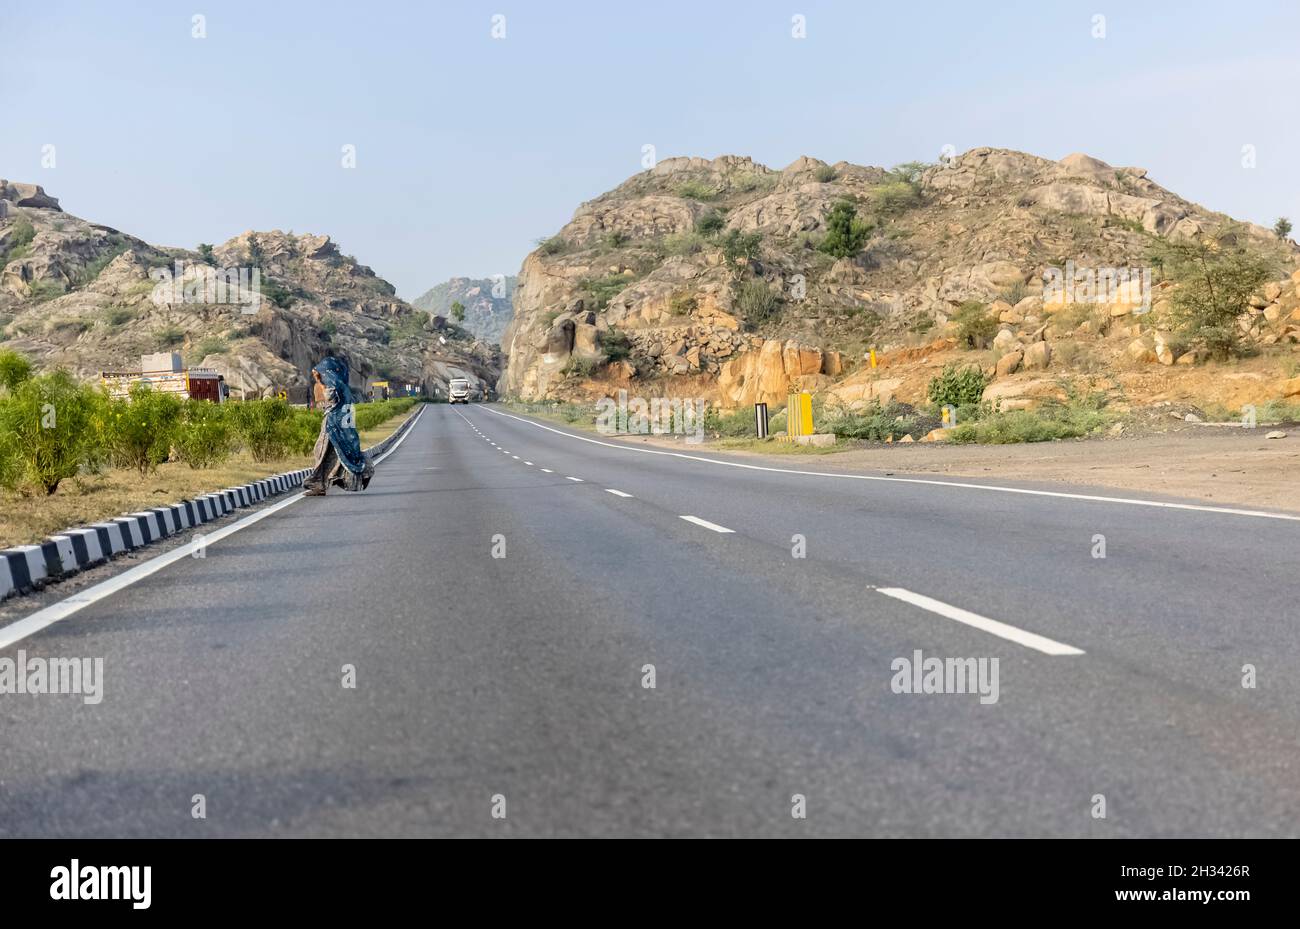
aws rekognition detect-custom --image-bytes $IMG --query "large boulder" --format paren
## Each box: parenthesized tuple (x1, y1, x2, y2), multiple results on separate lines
(0, 180, 61, 210)
(1022, 341, 1051, 371)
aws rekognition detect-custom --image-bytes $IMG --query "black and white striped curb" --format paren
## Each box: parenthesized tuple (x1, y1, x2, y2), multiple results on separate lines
(0, 404, 423, 602)
(0, 468, 312, 602)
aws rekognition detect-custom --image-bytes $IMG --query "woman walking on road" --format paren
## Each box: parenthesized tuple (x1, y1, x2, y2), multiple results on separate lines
(303, 357, 374, 495)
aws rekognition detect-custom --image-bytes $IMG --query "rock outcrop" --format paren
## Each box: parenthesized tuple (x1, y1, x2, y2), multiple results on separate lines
(499, 148, 1298, 408)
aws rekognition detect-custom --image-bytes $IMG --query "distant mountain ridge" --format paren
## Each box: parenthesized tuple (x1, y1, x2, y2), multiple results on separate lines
(411, 275, 515, 346)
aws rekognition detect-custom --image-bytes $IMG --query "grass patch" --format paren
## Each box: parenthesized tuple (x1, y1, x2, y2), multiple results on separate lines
(948, 405, 1109, 444)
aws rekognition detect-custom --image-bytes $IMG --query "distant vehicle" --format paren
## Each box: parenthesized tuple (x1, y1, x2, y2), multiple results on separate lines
(448, 377, 472, 404)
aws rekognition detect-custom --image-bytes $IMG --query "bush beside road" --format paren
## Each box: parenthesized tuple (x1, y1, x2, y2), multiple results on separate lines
(0, 353, 420, 547)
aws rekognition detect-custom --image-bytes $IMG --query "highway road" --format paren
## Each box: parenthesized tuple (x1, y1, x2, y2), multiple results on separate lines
(2, 402, 1298, 837)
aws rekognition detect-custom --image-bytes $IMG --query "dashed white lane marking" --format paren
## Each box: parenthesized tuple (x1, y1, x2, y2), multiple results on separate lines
(541, 469, 553, 473)
(512, 455, 520, 460)
(876, 587, 1084, 656)
(480, 407, 1300, 524)
(679, 515, 734, 534)
(0, 405, 428, 650)
(566, 476, 584, 482)
(524, 461, 534, 466)
(605, 489, 633, 498)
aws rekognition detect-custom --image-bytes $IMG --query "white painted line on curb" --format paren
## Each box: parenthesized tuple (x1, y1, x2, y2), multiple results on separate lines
(0, 405, 426, 651)
(679, 515, 734, 534)
(481, 406, 1300, 524)
(605, 489, 633, 498)
(876, 587, 1085, 656)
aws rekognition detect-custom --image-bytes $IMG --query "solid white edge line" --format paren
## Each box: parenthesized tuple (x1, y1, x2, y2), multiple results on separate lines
(605, 489, 633, 498)
(679, 515, 734, 534)
(876, 586, 1084, 656)
(0, 405, 426, 650)
(480, 406, 1300, 523)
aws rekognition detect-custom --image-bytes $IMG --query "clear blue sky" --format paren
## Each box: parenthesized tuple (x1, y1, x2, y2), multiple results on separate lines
(3, 0, 1297, 298)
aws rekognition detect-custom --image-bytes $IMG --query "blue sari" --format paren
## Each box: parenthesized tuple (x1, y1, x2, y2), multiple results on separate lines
(312, 357, 372, 487)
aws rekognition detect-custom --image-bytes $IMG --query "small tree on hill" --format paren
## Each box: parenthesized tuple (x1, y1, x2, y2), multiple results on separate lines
(1275, 217, 1293, 241)
(450, 300, 466, 323)
(1150, 230, 1274, 360)
(818, 200, 872, 259)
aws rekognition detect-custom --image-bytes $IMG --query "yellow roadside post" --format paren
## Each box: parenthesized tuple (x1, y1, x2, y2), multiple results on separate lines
(785, 391, 814, 438)
(869, 347, 878, 369)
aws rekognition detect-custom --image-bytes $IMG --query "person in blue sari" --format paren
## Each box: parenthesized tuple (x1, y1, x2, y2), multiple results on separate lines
(303, 357, 374, 495)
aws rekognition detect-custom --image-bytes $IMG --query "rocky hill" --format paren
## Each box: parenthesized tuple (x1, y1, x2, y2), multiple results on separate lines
(411, 275, 516, 346)
(499, 149, 1300, 414)
(0, 181, 500, 399)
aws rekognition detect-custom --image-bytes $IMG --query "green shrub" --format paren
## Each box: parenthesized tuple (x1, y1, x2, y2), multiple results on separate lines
(259, 277, 295, 309)
(721, 229, 763, 270)
(603, 231, 628, 249)
(814, 165, 838, 183)
(536, 235, 569, 256)
(824, 400, 916, 440)
(998, 280, 1028, 306)
(695, 211, 726, 236)
(190, 336, 228, 362)
(927, 363, 990, 408)
(392, 310, 431, 341)
(108, 383, 184, 476)
(948, 405, 1108, 444)
(578, 274, 632, 311)
(284, 408, 324, 457)
(818, 201, 872, 258)
(27, 279, 67, 302)
(0, 347, 33, 392)
(353, 397, 416, 432)
(229, 398, 293, 462)
(602, 329, 632, 362)
(669, 291, 698, 316)
(1, 214, 36, 263)
(562, 356, 597, 378)
(154, 324, 185, 349)
(676, 181, 716, 200)
(871, 181, 921, 215)
(0, 409, 20, 490)
(953, 300, 998, 348)
(0, 370, 106, 494)
(733, 279, 780, 326)
(173, 400, 234, 469)
(704, 405, 764, 437)
(197, 243, 216, 263)
(103, 306, 137, 329)
(663, 232, 707, 256)
(1150, 231, 1275, 359)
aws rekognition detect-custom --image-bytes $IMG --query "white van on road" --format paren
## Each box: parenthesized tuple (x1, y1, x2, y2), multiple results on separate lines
(448, 377, 472, 404)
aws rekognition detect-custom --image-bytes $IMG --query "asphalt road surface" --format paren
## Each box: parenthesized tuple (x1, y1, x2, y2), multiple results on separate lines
(2, 403, 1298, 837)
